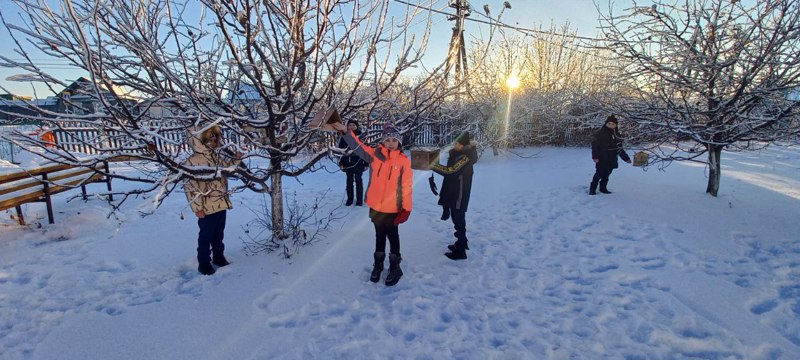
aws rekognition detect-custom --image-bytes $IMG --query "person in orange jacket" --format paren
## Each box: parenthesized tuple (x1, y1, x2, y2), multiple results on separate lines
(37, 127, 57, 149)
(334, 121, 413, 286)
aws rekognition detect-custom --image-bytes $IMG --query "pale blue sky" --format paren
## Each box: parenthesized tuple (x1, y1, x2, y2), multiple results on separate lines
(0, 0, 631, 98)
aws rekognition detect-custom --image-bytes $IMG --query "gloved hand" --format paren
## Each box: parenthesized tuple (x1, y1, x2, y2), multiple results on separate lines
(440, 206, 450, 221)
(428, 174, 439, 195)
(393, 209, 411, 225)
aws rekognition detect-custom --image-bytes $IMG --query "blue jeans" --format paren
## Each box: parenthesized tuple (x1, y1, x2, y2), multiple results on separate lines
(197, 210, 226, 264)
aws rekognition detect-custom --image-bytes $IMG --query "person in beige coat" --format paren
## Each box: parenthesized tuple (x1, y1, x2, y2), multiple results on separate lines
(183, 124, 241, 275)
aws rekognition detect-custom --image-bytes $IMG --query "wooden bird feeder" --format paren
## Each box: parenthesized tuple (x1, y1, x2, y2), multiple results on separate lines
(410, 147, 440, 170)
(310, 105, 342, 132)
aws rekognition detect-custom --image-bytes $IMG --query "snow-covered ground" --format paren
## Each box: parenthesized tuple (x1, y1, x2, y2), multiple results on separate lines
(0, 144, 798, 359)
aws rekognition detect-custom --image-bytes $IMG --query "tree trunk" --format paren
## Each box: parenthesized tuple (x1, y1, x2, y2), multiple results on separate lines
(705, 145, 722, 197)
(270, 168, 284, 240)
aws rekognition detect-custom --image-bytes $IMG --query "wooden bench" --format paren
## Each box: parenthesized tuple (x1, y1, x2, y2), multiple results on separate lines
(0, 162, 113, 225)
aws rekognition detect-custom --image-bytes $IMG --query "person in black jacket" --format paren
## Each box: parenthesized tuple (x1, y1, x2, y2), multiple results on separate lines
(431, 131, 478, 260)
(338, 120, 368, 206)
(590, 115, 631, 195)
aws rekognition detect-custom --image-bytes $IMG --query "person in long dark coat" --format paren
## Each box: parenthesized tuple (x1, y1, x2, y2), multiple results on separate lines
(431, 131, 478, 260)
(338, 120, 368, 206)
(590, 115, 631, 195)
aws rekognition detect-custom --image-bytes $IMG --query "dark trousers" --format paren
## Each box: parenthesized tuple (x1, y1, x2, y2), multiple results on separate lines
(451, 208, 468, 249)
(370, 210, 400, 255)
(197, 210, 226, 264)
(345, 171, 364, 204)
(591, 166, 614, 191)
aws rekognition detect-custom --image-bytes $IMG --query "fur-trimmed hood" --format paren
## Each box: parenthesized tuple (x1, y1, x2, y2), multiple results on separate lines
(188, 124, 223, 154)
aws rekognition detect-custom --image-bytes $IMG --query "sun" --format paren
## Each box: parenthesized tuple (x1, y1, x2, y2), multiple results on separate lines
(505, 74, 520, 90)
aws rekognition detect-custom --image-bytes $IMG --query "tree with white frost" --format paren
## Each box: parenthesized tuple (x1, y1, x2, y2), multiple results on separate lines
(599, 0, 800, 196)
(465, 22, 617, 150)
(0, 0, 458, 251)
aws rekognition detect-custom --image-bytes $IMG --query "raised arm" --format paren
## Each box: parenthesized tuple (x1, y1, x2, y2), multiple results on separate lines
(430, 154, 469, 175)
(333, 122, 373, 163)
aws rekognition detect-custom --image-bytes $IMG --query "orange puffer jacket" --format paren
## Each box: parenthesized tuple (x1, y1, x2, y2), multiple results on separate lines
(343, 132, 413, 214)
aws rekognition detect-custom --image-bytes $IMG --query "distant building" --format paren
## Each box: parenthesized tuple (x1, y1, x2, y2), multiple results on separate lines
(57, 77, 140, 116)
(0, 94, 32, 101)
(0, 94, 59, 124)
(1, 77, 140, 124)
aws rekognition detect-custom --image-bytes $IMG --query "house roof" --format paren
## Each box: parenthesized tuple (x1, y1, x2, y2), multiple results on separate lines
(0, 96, 58, 107)
(61, 77, 140, 101)
(226, 82, 263, 102)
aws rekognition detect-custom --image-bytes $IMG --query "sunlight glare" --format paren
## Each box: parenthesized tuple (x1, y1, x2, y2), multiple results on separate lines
(505, 74, 520, 90)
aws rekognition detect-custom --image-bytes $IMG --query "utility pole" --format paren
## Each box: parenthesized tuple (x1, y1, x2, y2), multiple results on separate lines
(446, 0, 470, 89)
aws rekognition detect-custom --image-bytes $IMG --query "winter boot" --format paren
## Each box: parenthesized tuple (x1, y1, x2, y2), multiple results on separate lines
(448, 243, 469, 251)
(370, 252, 385, 283)
(445, 247, 467, 260)
(599, 179, 611, 194)
(212, 254, 230, 267)
(345, 198, 353, 206)
(355, 187, 363, 206)
(198, 262, 216, 275)
(589, 181, 598, 195)
(385, 253, 403, 286)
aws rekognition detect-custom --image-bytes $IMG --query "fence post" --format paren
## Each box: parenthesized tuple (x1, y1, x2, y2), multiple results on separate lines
(14, 205, 25, 225)
(9, 141, 19, 164)
(41, 173, 55, 224)
(104, 161, 114, 201)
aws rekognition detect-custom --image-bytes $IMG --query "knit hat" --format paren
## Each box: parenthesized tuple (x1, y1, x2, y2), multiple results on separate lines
(382, 123, 401, 142)
(605, 115, 618, 125)
(455, 131, 471, 146)
(347, 119, 359, 127)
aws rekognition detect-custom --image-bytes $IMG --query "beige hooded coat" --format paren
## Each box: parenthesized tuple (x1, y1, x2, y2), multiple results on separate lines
(183, 125, 240, 216)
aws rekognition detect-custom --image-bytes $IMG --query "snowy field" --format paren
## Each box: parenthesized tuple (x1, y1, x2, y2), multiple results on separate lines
(0, 144, 798, 360)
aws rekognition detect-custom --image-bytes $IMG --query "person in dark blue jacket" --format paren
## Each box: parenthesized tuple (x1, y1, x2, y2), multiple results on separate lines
(590, 115, 631, 195)
(337, 120, 368, 206)
(431, 131, 478, 260)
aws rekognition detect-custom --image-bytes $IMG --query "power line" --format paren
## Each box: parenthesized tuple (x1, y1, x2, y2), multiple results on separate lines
(393, 0, 615, 60)
(393, 0, 605, 42)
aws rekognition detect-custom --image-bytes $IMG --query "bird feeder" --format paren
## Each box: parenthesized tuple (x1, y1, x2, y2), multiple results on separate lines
(310, 105, 342, 132)
(410, 147, 440, 170)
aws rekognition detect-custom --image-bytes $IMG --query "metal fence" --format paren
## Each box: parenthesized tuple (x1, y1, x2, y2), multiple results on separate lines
(0, 125, 38, 164)
(51, 126, 192, 155)
(3, 118, 596, 159)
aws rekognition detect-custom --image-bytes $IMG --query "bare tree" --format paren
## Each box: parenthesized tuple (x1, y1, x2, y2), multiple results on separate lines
(466, 22, 617, 149)
(0, 0, 458, 244)
(599, 0, 800, 196)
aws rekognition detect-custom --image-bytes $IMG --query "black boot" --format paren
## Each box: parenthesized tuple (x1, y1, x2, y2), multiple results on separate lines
(589, 181, 598, 195)
(198, 262, 216, 275)
(345, 198, 353, 206)
(599, 179, 611, 194)
(445, 247, 467, 260)
(385, 253, 403, 286)
(212, 254, 230, 267)
(370, 252, 385, 283)
(448, 243, 469, 251)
